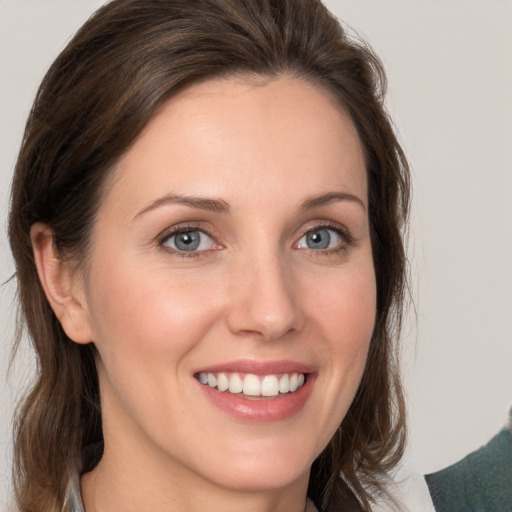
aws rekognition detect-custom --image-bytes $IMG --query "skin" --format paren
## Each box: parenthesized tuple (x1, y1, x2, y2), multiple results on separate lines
(33, 75, 376, 512)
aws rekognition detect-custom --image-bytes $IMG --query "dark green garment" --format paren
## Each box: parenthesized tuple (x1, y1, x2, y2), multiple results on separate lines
(425, 428, 512, 512)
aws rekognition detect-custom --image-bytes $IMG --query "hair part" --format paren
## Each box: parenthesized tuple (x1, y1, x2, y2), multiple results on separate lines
(9, 1, 410, 510)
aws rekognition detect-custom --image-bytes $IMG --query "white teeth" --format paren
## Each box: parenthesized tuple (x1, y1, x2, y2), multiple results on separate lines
(261, 375, 279, 397)
(243, 374, 261, 396)
(228, 373, 243, 393)
(279, 374, 290, 393)
(289, 373, 299, 392)
(217, 372, 229, 392)
(198, 371, 306, 397)
(207, 373, 217, 388)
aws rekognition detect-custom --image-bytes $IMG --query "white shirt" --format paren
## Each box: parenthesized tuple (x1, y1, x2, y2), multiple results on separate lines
(373, 466, 436, 512)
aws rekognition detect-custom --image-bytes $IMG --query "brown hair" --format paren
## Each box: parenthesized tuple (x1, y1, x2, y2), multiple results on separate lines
(8, 0, 410, 510)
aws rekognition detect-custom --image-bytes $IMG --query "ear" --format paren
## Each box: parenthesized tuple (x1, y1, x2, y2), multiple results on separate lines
(30, 223, 93, 344)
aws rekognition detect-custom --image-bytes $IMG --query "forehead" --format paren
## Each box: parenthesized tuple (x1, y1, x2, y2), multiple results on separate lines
(105, 75, 367, 214)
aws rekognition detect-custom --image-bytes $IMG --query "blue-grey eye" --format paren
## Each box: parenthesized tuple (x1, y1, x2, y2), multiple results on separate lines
(164, 230, 215, 252)
(297, 228, 343, 250)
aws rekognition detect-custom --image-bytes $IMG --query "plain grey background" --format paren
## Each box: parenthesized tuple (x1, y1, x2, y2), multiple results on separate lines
(1, 0, 511, 507)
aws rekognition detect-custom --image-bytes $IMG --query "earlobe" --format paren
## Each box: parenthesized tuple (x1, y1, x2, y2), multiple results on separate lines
(30, 223, 93, 345)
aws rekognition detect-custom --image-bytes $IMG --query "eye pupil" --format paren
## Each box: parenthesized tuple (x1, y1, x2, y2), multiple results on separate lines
(306, 229, 330, 249)
(175, 231, 200, 251)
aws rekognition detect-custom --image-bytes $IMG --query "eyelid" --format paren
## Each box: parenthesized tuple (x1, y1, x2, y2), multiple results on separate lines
(296, 220, 353, 243)
(293, 221, 355, 254)
(158, 223, 221, 255)
(155, 219, 354, 257)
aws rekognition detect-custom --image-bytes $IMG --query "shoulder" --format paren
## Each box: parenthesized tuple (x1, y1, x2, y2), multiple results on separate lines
(425, 428, 512, 512)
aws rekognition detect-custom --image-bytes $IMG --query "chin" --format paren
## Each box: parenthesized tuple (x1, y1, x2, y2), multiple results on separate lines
(210, 459, 310, 493)
(188, 433, 319, 493)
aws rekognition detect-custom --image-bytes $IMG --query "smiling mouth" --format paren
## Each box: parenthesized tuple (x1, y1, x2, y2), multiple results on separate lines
(196, 372, 306, 398)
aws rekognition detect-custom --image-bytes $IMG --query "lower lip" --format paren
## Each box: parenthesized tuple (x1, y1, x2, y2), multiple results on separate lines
(197, 375, 316, 423)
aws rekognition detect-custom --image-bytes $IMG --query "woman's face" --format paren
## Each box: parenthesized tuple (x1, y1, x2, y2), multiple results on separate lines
(79, 76, 376, 493)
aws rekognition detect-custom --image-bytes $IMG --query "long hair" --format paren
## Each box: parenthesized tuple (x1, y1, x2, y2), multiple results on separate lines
(8, 1, 410, 510)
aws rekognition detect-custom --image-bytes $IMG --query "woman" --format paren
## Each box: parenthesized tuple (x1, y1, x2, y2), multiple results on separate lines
(8, 1, 412, 510)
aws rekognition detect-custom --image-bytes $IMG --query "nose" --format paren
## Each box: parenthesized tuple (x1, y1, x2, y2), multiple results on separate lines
(226, 251, 304, 341)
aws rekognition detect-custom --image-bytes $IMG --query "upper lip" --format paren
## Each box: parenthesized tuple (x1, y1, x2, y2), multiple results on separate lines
(194, 359, 315, 375)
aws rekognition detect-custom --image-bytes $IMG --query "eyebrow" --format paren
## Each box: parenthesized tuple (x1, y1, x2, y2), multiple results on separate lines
(133, 190, 365, 220)
(133, 193, 230, 220)
(301, 191, 366, 211)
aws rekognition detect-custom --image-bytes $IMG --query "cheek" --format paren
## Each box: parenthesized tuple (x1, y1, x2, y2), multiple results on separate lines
(304, 261, 376, 411)
(84, 262, 225, 438)
(309, 263, 376, 350)
(85, 259, 221, 373)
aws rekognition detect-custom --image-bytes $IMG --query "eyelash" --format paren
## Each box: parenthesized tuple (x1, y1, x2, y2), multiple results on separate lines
(298, 221, 354, 257)
(158, 221, 354, 258)
(158, 223, 218, 259)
